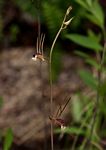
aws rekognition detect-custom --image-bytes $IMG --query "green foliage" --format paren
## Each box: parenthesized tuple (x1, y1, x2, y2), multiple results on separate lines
(55, 126, 85, 135)
(0, 98, 13, 150)
(85, 58, 100, 69)
(75, 0, 104, 29)
(0, 0, 105, 149)
(99, 80, 106, 97)
(42, 0, 86, 39)
(56, 94, 97, 149)
(57, 1, 106, 149)
(51, 48, 62, 82)
(42, 2, 63, 37)
(0, 0, 98, 48)
(78, 70, 97, 90)
(75, 50, 101, 70)
(3, 128, 13, 150)
(71, 95, 82, 122)
(74, 50, 90, 58)
(15, 0, 37, 17)
(87, 29, 102, 43)
(66, 34, 102, 51)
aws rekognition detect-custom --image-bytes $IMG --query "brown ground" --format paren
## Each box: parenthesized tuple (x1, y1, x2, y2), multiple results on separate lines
(0, 48, 85, 149)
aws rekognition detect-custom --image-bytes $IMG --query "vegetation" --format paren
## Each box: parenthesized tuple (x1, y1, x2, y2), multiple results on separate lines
(64, 0, 106, 150)
(0, 0, 106, 150)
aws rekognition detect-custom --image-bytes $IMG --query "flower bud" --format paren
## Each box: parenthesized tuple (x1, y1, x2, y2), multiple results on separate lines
(66, 6, 72, 15)
(64, 17, 74, 26)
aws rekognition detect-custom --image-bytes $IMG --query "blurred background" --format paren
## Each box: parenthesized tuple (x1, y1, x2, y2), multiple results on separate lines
(0, 0, 106, 150)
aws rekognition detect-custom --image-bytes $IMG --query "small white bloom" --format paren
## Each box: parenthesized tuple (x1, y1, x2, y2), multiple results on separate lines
(61, 125, 66, 131)
(32, 55, 37, 61)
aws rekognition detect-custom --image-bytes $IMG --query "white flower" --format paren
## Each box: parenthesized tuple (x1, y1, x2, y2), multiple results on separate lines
(61, 125, 66, 131)
(32, 55, 37, 61)
(32, 33, 45, 62)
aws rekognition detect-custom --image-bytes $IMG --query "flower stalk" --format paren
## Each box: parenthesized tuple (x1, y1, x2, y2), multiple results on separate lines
(49, 6, 73, 150)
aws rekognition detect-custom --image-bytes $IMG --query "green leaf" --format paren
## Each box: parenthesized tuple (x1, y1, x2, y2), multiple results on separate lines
(91, 1, 104, 28)
(75, 0, 88, 10)
(3, 128, 13, 150)
(66, 127, 84, 135)
(85, 58, 100, 69)
(75, 50, 100, 69)
(79, 70, 97, 90)
(99, 81, 106, 97)
(87, 29, 101, 43)
(100, 94, 106, 115)
(71, 95, 82, 122)
(55, 126, 85, 135)
(66, 34, 102, 51)
(85, 12, 103, 29)
(86, 0, 92, 6)
(75, 0, 104, 29)
(75, 50, 90, 58)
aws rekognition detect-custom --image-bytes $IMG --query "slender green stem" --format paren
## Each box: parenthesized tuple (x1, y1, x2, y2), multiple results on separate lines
(71, 102, 93, 150)
(86, 28, 106, 149)
(49, 10, 70, 150)
(49, 21, 64, 150)
(101, 28, 106, 67)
